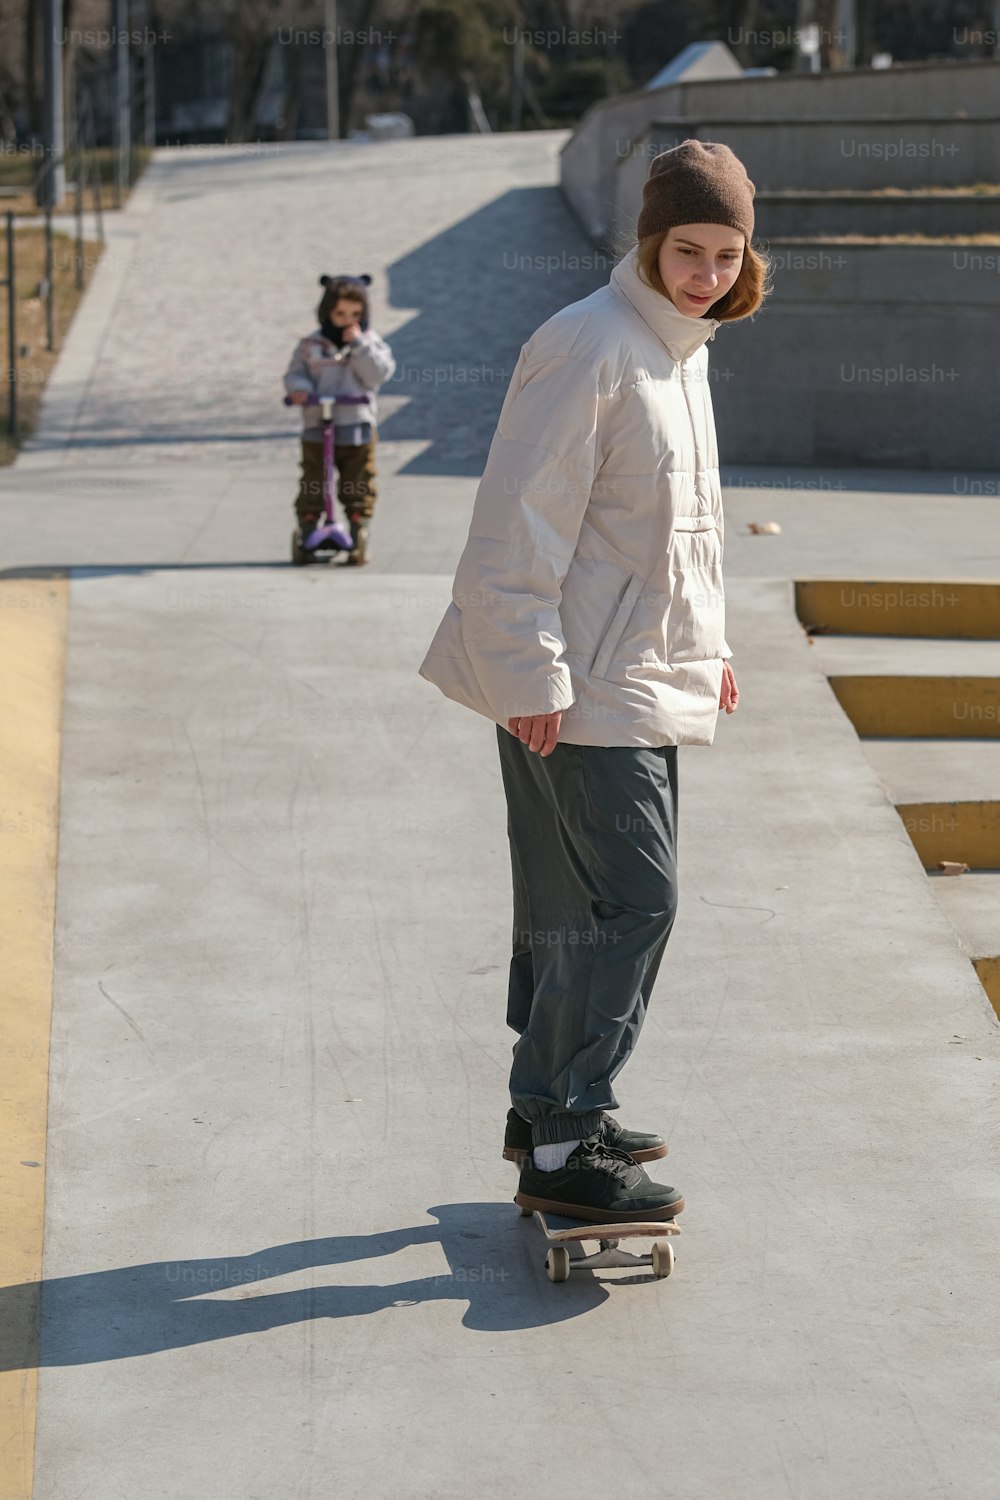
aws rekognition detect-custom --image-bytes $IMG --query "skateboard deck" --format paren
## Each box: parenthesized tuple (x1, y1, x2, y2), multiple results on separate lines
(518, 1204, 681, 1283)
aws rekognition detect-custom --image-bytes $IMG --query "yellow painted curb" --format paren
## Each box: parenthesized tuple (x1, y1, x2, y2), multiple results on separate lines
(797, 580, 1000, 639)
(829, 675, 1000, 737)
(896, 801, 1000, 871)
(974, 957, 1000, 1020)
(0, 572, 68, 1500)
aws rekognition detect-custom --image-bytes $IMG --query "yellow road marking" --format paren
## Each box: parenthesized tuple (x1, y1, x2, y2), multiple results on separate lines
(0, 572, 69, 1500)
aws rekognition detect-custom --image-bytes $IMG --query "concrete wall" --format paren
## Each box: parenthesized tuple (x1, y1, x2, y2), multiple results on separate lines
(560, 60, 1000, 467)
(710, 244, 999, 468)
(615, 118, 999, 214)
(562, 60, 1000, 245)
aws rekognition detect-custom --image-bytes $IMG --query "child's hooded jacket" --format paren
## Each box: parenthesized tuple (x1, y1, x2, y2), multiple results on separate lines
(284, 327, 396, 434)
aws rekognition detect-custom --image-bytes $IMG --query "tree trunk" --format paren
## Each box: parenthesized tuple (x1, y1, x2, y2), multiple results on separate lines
(228, 30, 272, 142)
(855, 0, 877, 67)
(26, 0, 43, 137)
(63, 0, 76, 161)
(817, 0, 839, 69)
(718, 0, 750, 60)
(277, 37, 303, 139)
(339, 0, 379, 136)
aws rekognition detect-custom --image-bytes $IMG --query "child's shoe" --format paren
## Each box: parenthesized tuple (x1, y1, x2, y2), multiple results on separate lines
(292, 522, 320, 566)
(345, 515, 370, 566)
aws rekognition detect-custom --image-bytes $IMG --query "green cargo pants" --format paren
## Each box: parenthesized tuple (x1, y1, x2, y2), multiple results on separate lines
(496, 723, 679, 1147)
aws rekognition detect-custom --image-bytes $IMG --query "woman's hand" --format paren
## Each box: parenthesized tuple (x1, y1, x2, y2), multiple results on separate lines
(507, 711, 563, 756)
(720, 662, 739, 714)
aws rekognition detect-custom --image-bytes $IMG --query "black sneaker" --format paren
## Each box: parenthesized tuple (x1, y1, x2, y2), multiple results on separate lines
(514, 1139, 684, 1224)
(502, 1107, 667, 1167)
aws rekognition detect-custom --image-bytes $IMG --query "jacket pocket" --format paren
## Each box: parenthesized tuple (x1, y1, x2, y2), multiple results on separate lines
(672, 514, 716, 530)
(664, 518, 725, 663)
(590, 573, 644, 679)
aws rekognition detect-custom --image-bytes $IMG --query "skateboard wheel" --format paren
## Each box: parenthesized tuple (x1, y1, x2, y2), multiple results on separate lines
(516, 1203, 532, 1217)
(545, 1246, 570, 1283)
(291, 529, 308, 566)
(651, 1241, 674, 1278)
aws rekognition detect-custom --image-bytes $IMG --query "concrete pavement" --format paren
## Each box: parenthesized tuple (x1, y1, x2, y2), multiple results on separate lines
(1, 134, 999, 1500)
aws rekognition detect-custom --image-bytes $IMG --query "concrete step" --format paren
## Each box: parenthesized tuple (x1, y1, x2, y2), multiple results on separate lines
(864, 739, 1000, 804)
(931, 870, 1000, 960)
(808, 635, 1000, 674)
(807, 634, 1000, 736)
(634, 114, 1000, 191)
(931, 870, 1000, 1018)
(895, 800, 1000, 870)
(810, 628, 1000, 1014)
(757, 191, 1000, 239)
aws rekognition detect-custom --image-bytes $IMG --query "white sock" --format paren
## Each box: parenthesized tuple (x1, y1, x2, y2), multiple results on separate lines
(533, 1139, 581, 1172)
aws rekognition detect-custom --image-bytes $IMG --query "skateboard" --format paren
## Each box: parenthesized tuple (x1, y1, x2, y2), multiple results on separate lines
(517, 1203, 680, 1283)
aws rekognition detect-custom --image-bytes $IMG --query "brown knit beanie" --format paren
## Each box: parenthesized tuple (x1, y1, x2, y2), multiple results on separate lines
(637, 139, 755, 244)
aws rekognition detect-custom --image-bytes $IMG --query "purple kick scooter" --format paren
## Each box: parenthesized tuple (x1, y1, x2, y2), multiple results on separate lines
(286, 391, 371, 566)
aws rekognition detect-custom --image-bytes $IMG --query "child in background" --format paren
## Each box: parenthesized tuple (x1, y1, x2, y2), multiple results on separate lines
(284, 274, 396, 566)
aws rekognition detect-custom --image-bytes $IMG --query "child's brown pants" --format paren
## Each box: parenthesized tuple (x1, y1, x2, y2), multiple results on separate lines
(294, 436, 377, 526)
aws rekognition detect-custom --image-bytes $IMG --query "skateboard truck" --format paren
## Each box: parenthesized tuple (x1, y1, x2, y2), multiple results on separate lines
(518, 1204, 680, 1284)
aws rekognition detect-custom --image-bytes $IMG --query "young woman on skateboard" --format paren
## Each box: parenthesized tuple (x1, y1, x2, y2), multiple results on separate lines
(419, 141, 769, 1223)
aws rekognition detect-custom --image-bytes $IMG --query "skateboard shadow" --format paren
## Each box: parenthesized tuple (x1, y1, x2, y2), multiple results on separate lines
(0, 1202, 609, 1369)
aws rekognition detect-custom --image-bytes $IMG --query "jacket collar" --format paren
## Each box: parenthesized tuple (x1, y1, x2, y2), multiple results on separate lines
(610, 245, 721, 362)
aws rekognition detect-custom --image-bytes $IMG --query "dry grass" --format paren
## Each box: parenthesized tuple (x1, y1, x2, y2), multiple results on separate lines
(766, 233, 1000, 244)
(764, 183, 1000, 197)
(0, 226, 104, 465)
(0, 147, 151, 216)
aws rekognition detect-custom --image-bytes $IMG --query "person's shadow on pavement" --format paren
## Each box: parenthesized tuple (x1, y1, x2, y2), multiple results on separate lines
(1, 1203, 610, 1369)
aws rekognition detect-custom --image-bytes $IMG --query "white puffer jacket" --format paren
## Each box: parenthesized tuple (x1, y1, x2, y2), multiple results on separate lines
(418, 244, 733, 748)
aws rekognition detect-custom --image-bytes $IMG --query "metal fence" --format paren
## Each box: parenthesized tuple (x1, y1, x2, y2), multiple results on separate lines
(1, 213, 16, 437)
(2, 93, 106, 440)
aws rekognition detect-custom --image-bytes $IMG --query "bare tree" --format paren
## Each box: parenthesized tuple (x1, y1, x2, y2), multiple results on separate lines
(24, 0, 43, 136)
(210, 0, 388, 141)
(338, 0, 381, 132)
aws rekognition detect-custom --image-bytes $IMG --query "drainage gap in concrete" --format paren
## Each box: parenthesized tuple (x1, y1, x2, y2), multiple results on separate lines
(895, 800, 1000, 869)
(796, 579, 1000, 639)
(974, 957, 1000, 1019)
